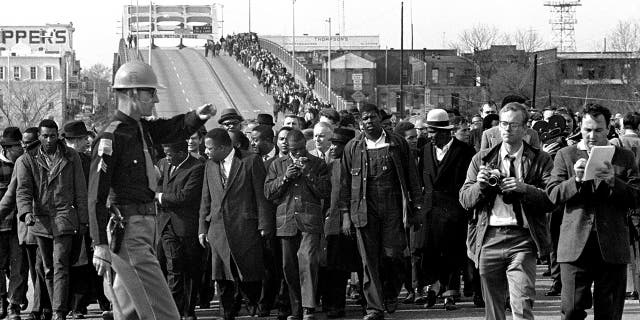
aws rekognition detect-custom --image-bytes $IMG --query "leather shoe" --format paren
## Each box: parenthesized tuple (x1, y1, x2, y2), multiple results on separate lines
(473, 294, 485, 308)
(101, 311, 114, 320)
(362, 311, 384, 320)
(302, 308, 315, 320)
(384, 297, 398, 313)
(423, 290, 437, 308)
(413, 289, 427, 304)
(52, 312, 66, 320)
(545, 286, 561, 296)
(402, 291, 415, 304)
(444, 297, 457, 311)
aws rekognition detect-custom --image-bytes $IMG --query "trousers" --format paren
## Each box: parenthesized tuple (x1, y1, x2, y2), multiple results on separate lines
(36, 235, 72, 314)
(110, 214, 179, 320)
(160, 222, 202, 316)
(479, 226, 537, 320)
(560, 232, 627, 320)
(0, 231, 28, 305)
(280, 232, 321, 316)
(25, 244, 51, 313)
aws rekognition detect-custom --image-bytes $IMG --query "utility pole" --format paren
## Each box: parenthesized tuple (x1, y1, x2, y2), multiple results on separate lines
(532, 54, 538, 109)
(248, 0, 251, 32)
(292, 0, 296, 80)
(400, 1, 405, 118)
(148, 1, 152, 64)
(410, 0, 413, 50)
(136, 0, 140, 44)
(327, 17, 332, 104)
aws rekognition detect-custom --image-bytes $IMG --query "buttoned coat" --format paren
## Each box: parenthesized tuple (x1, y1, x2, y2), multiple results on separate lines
(157, 155, 204, 237)
(198, 149, 274, 281)
(460, 142, 554, 266)
(411, 138, 475, 254)
(546, 145, 640, 264)
(264, 154, 331, 237)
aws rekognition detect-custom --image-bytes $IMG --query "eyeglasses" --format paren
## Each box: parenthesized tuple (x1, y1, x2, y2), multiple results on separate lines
(222, 121, 241, 127)
(499, 121, 523, 129)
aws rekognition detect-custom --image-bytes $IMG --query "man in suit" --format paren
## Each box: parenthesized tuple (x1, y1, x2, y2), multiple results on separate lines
(156, 141, 205, 319)
(339, 104, 423, 320)
(546, 103, 640, 320)
(460, 102, 553, 320)
(250, 125, 278, 167)
(265, 130, 331, 320)
(309, 122, 333, 164)
(198, 129, 274, 320)
(413, 109, 475, 311)
(469, 102, 498, 151)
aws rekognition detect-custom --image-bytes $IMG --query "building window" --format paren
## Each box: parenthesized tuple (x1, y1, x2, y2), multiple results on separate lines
(576, 64, 583, 78)
(30, 66, 37, 80)
(431, 68, 439, 84)
(13, 66, 20, 80)
(0, 67, 4, 80)
(447, 68, 455, 85)
(437, 94, 445, 105)
(45, 66, 54, 80)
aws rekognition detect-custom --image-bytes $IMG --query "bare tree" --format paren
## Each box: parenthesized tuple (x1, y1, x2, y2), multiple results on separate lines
(509, 29, 547, 53)
(0, 82, 61, 128)
(608, 19, 640, 52)
(451, 24, 501, 53)
(81, 63, 112, 105)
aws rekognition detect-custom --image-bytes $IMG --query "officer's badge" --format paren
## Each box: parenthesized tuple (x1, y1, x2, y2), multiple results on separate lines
(98, 139, 113, 156)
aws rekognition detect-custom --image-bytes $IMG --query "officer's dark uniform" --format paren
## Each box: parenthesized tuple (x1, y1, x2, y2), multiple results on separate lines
(88, 110, 205, 319)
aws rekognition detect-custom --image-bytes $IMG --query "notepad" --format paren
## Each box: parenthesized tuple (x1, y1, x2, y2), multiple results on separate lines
(583, 145, 615, 181)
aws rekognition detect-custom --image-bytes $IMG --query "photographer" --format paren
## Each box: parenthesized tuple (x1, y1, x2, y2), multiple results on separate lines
(265, 129, 331, 320)
(459, 102, 553, 320)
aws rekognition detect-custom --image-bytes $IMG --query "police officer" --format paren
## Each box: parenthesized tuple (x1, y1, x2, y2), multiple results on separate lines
(88, 61, 217, 320)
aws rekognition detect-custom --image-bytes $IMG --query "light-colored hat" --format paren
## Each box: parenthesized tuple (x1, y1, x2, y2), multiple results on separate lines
(425, 109, 454, 130)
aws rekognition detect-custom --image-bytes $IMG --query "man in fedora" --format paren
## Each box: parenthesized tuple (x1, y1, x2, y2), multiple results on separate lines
(257, 114, 275, 129)
(0, 127, 28, 320)
(219, 108, 244, 132)
(321, 127, 361, 318)
(63, 120, 91, 181)
(411, 109, 476, 310)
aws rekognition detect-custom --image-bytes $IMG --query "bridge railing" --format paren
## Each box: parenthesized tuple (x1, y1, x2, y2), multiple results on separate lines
(258, 38, 347, 111)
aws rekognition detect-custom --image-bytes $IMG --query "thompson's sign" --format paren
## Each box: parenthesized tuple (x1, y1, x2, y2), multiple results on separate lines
(262, 35, 380, 52)
(0, 25, 73, 52)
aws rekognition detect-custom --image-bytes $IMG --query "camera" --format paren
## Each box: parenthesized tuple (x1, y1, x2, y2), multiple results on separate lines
(293, 156, 308, 169)
(487, 174, 503, 187)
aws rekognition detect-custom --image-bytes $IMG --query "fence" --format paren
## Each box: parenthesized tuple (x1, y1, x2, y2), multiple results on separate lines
(258, 38, 347, 111)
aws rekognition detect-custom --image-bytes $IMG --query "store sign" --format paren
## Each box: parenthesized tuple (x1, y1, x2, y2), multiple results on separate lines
(262, 35, 380, 52)
(0, 26, 73, 52)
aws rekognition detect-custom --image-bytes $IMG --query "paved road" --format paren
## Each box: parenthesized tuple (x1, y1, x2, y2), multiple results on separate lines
(65, 265, 639, 319)
(144, 47, 273, 130)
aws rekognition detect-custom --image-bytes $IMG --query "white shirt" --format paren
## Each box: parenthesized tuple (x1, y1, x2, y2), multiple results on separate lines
(365, 130, 389, 150)
(221, 147, 236, 179)
(263, 146, 277, 162)
(435, 138, 454, 162)
(489, 143, 529, 227)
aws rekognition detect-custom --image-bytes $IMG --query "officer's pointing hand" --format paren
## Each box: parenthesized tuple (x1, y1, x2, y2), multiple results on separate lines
(196, 104, 217, 120)
(198, 233, 209, 248)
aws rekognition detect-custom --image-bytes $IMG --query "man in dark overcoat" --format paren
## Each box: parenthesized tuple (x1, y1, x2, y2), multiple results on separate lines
(412, 109, 475, 310)
(198, 129, 274, 320)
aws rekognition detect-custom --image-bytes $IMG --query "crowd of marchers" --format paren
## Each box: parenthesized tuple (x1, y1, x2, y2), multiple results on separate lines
(0, 36, 640, 320)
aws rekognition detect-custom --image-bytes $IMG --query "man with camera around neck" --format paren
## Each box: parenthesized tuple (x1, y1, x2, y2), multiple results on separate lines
(459, 102, 554, 320)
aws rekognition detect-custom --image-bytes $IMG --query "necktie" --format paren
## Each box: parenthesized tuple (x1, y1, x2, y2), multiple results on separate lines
(507, 155, 524, 227)
(138, 122, 157, 192)
(219, 160, 227, 188)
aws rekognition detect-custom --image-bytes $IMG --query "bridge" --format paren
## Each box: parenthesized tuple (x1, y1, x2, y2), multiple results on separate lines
(113, 33, 347, 130)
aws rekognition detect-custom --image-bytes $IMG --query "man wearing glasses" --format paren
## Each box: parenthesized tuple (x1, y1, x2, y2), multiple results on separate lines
(218, 108, 244, 132)
(460, 102, 553, 320)
(89, 61, 217, 320)
(480, 96, 540, 151)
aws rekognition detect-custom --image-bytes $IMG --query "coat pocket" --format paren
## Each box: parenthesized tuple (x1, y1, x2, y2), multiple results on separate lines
(298, 202, 323, 234)
(54, 207, 79, 235)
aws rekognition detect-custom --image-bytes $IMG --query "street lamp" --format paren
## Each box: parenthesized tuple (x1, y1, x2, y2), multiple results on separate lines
(291, 0, 296, 79)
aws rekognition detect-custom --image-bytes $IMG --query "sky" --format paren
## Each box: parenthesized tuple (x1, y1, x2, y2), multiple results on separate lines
(1, 0, 639, 68)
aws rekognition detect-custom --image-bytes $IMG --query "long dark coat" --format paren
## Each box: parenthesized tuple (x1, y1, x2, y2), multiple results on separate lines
(411, 138, 475, 256)
(198, 149, 274, 281)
